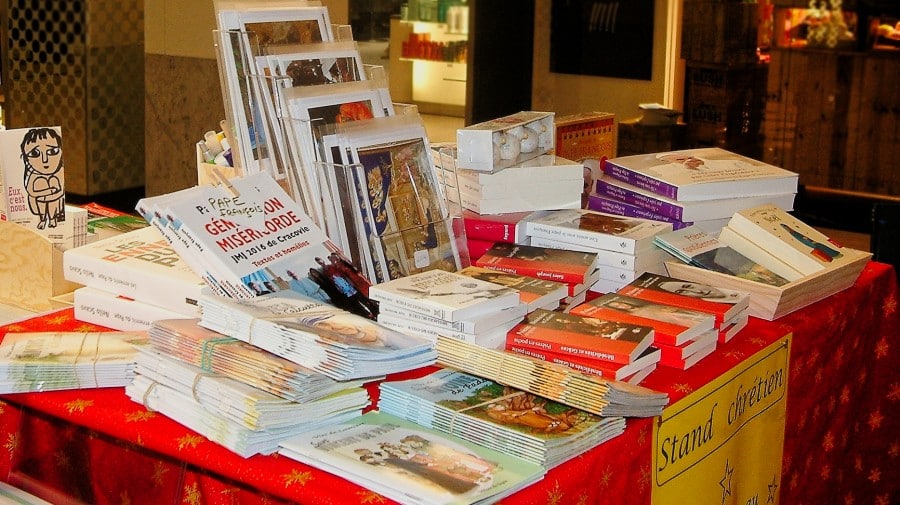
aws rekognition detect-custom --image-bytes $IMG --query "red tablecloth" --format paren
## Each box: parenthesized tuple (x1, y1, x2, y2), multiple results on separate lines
(0, 262, 896, 504)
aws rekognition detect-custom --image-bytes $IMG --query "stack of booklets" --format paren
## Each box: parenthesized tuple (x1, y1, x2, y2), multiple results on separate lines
(369, 268, 525, 348)
(653, 225, 791, 287)
(63, 225, 208, 330)
(198, 291, 437, 381)
(568, 293, 719, 370)
(593, 147, 798, 231)
(378, 368, 627, 468)
(505, 308, 660, 384)
(0, 331, 147, 393)
(522, 208, 674, 293)
(617, 272, 751, 344)
(147, 318, 373, 403)
(278, 411, 546, 505)
(435, 335, 668, 417)
(474, 241, 600, 309)
(127, 348, 370, 457)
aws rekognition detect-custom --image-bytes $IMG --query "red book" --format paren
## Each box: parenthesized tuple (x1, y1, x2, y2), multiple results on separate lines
(653, 330, 717, 361)
(465, 237, 497, 262)
(616, 272, 750, 325)
(508, 344, 660, 382)
(505, 308, 654, 364)
(568, 292, 715, 346)
(658, 340, 717, 370)
(475, 242, 599, 285)
(462, 209, 535, 243)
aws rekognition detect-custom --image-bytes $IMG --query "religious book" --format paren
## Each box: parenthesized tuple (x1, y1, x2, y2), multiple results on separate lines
(451, 185, 581, 215)
(457, 266, 568, 312)
(567, 292, 716, 346)
(657, 340, 717, 370)
(474, 241, 599, 285)
(73, 286, 189, 331)
(506, 308, 655, 365)
(717, 224, 805, 281)
(462, 210, 540, 244)
(376, 301, 527, 336)
(278, 411, 546, 505)
(375, 312, 518, 348)
(378, 368, 626, 468)
(617, 272, 751, 325)
(586, 192, 693, 230)
(523, 208, 672, 254)
(63, 225, 208, 317)
(602, 147, 799, 201)
(507, 344, 661, 383)
(527, 234, 671, 272)
(653, 225, 791, 287)
(368, 268, 521, 322)
(653, 329, 717, 363)
(0, 331, 147, 393)
(726, 204, 855, 276)
(594, 175, 797, 222)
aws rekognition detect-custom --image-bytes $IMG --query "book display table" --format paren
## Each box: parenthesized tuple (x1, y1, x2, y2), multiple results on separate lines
(0, 262, 896, 504)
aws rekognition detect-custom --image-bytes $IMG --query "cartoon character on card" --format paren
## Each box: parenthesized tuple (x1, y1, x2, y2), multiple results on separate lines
(21, 127, 65, 229)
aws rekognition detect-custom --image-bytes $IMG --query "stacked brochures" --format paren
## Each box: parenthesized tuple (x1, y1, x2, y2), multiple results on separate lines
(378, 368, 627, 468)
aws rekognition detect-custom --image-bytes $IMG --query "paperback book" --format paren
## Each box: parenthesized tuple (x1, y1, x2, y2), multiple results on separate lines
(507, 344, 661, 384)
(617, 272, 750, 325)
(506, 308, 655, 365)
(457, 265, 568, 312)
(474, 242, 599, 285)
(278, 411, 546, 505)
(461, 209, 537, 244)
(727, 204, 854, 276)
(375, 312, 517, 348)
(73, 286, 189, 331)
(376, 301, 527, 336)
(653, 329, 718, 362)
(368, 268, 521, 322)
(527, 234, 670, 272)
(567, 292, 715, 346)
(653, 225, 791, 287)
(435, 336, 669, 418)
(0, 127, 67, 235)
(717, 224, 805, 281)
(378, 368, 627, 468)
(523, 208, 672, 254)
(586, 192, 693, 230)
(602, 147, 799, 201)
(450, 186, 581, 215)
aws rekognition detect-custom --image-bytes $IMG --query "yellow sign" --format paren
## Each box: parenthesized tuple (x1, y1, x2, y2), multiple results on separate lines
(653, 336, 791, 505)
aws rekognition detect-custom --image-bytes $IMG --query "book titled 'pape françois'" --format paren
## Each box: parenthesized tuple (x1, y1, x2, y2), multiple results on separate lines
(506, 308, 655, 364)
(475, 241, 599, 285)
(63, 225, 207, 317)
(617, 272, 750, 325)
(368, 268, 521, 322)
(523, 208, 672, 255)
(602, 147, 799, 201)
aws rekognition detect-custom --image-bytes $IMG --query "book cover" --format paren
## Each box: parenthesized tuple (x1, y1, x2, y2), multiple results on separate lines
(73, 286, 190, 331)
(63, 225, 207, 317)
(278, 411, 545, 505)
(524, 208, 672, 254)
(727, 204, 853, 276)
(457, 265, 568, 311)
(507, 344, 660, 383)
(568, 292, 716, 346)
(653, 226, 791, 287)
(617, 272, 751, 325)
(506, 308, 655, 364)
(602, 147, 799, 201)
(461, 209, 536, 243)
(717, 225, 805, 281)
(474, 241, 599, 285)
(368, 268, 521, 322)
(586, 192, 693, 230)
(594, 175, 796, 222)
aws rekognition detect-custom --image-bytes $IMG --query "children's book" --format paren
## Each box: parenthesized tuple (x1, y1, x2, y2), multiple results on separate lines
(602, 147, 799, 201)
(523, 208, 672, 254)
(475, 241, 599, 285)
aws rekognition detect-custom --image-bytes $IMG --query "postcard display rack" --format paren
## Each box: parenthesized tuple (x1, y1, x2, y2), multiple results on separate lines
(211, 20, 469, 283)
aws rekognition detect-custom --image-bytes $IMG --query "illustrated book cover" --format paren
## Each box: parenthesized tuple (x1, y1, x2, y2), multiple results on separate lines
(474, 241, 599, 285)
(523, 208, 672, 254)
(602, 147, 799, 201)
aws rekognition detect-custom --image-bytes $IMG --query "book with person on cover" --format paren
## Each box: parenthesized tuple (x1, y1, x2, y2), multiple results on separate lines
(523, 208, 672, 254)
(506, 308, 655, 364)
(654, 225, 791, 287)
(457, 265, 568, 311)
(63, 225, 208, 317)
(727, 204, 854, 276)
(475, 242, 599, 285)
(602, 147, 799, 201)
(278, 411, 546, 505)
(617, 272, 750, 325)
(568, 292, 715, 346)
(368, 268, 521, 322)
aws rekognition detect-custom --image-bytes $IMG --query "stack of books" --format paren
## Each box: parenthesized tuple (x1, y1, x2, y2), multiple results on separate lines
(474, 241, 600, 308)
(198, 291, 437, 381)
(505, 308, 660, 384)
(63, 225, 208, 331)
(616, 273, 751, 344)
(435, 335, 669, 417)
(460, 209, 536, 261)
(457, 266, 568, 312)
(592, 147, 799, 231)
(369, 268, 525, 348)
(378, 368, 627, 468)
(0, 331, 147, 393)
(521, 208, 674, 293)
(568, 293, 718, 370)
(127, 348, 370, 457)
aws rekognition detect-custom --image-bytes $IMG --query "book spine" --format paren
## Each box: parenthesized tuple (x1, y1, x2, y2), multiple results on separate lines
(587, 194, 692, 230)
(603, 160, 679, 200)
(505, 331, 630, 364)
(507, 345, 619, 380)
(463, 217, 516, 243)
(594, 179, 684, 220)
(378, 304, 478, 333)
(377, 315, 478, 343)
(74, 288, 187, 331)
(477, 259, 588, 285)
(526, 220, 636, 254)
(368, 291, 452, 320)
